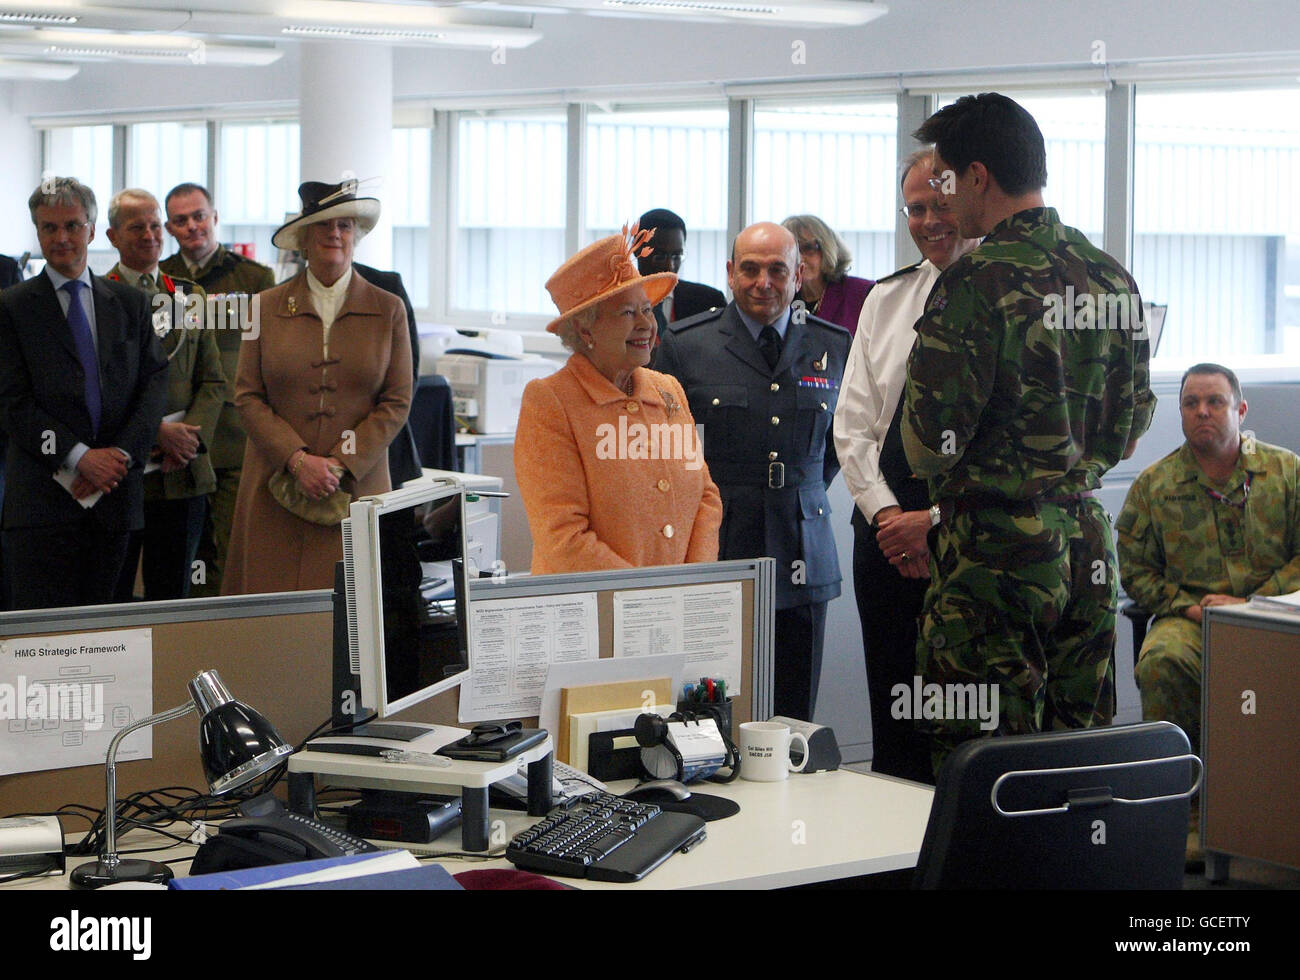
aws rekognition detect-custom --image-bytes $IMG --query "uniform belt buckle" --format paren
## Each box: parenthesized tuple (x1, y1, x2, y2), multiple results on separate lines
(768, 461, 785, 489)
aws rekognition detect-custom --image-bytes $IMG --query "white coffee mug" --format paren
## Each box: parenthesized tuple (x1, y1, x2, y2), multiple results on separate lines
(739, 721, 809, 782)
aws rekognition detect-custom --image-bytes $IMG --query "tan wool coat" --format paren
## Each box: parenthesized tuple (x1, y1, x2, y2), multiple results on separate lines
(515, 353, 721, 574)
(222, 269, 413, 595)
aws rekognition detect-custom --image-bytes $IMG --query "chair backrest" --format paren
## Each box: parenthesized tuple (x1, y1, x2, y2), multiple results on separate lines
(914, 722, 1198, 889)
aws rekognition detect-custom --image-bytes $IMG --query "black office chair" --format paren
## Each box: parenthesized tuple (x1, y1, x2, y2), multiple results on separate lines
(914, 722, 1200, 889)
(408, 375, 458, 472)
(1122, 600, 1153, 654)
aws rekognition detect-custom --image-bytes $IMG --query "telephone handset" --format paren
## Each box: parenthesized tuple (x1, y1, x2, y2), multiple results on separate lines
(190, 795, 380, 875)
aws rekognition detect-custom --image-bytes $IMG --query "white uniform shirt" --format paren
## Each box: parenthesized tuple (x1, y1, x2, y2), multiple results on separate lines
(833, 259, 941, 522)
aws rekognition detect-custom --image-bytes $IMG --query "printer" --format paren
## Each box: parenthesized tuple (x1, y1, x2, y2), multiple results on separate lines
(435, 334, 557, 434)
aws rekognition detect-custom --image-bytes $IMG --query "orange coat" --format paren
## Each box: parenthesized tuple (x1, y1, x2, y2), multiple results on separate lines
(223, 270, 412, 595)
(515, 354, 721, 574)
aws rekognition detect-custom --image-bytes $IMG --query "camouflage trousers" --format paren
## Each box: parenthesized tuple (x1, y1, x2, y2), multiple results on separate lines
(916, 497, 1117, 775)
(1134, 615, 1202, 755)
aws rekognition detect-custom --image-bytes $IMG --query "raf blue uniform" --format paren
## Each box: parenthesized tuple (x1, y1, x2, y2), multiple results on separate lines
(657, 302, 849, 719)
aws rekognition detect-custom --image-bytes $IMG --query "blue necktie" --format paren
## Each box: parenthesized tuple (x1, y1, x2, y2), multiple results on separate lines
(61, 279, 102, 436)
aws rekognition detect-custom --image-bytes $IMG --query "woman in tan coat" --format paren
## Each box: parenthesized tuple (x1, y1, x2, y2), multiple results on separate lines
(223, 181, 412, 594)
(515, 225, 721, 574)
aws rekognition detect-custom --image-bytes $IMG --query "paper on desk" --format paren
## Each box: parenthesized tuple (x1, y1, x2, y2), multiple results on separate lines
(539, 653, 687, 742)
(613, 582, 743, 695)
(459, 592, 599, 723)
(0, 628, 154, 776)
(1249, 589, 1300, 613)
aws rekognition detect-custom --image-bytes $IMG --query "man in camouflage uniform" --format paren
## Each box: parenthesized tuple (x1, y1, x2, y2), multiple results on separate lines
(160, 182, 276, 596)
(1118, 363, 1300, 754)
(902, 94, 1155, 769)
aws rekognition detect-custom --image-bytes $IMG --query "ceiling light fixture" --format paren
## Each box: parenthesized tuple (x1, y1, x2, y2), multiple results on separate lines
(605, 0, 782, 13)
(0, 12, 78, 24)
(283, 25, 447, 42)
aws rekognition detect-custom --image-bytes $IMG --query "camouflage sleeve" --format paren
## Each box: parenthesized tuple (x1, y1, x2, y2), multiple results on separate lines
(1126, 303, 1156, 452)
(1251, 451, 1300, 597)
(1115, 472, 1201, 617)
(901, 270, 996, 480)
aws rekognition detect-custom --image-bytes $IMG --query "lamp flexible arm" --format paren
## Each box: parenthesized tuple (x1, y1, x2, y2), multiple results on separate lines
(102, 701, 197, 868)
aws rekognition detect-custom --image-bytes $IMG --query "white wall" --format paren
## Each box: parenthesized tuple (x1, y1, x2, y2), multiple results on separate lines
(0, 82, 42, 257)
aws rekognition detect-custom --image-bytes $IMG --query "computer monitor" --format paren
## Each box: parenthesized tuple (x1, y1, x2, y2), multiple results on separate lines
(339, 481, 472, 719)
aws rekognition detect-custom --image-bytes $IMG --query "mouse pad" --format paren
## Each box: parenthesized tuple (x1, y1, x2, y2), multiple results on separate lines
(656, 793, 740, 822)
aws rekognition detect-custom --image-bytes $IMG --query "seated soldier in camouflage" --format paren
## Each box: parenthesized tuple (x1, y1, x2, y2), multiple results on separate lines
(1117, 363, 1300, 754)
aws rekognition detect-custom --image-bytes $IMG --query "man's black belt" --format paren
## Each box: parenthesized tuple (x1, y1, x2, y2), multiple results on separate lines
(937, 490, 1096, 523)
(711, 461, 820, 490)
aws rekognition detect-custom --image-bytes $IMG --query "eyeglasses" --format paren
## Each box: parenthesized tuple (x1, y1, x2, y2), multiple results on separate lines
(798, 240, 822, 255)
(899, 201, 954, 219)
(38, 220, 91, 236)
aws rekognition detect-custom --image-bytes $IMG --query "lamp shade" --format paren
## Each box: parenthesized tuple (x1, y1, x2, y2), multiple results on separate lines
(190, 670, 293, 794)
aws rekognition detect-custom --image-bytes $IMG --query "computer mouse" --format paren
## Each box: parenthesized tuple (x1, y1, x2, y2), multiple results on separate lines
(623, 779, 692, 803)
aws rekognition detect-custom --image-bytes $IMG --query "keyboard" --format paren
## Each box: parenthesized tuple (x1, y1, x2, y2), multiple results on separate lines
(506, 793, 706, 882)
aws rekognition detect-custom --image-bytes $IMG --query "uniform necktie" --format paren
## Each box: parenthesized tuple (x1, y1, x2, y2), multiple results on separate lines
(139, 273, 153, 290)
(759, 324, 782, 371)
(60, 279, 102, 436)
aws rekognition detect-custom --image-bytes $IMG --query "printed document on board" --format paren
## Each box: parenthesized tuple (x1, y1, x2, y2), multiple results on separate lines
(612, 582, 743, 694)
(459, 593, 599, 723)
(0, 629, 153, 775)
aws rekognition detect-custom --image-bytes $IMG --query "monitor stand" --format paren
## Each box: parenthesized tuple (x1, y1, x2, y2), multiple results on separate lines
(287, 723, 553, 851)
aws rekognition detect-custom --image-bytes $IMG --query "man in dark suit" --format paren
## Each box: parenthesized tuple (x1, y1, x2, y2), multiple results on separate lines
(353, 263, 425, 486)
(637, 208, 726, 329)
(657, 221, 850, 720)
(0, 254, 21, 290)
(0, 177, 168, 610)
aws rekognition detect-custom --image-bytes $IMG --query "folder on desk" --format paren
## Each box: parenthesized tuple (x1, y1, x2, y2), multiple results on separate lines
(556, 677, 671, 762)
(169, 851, 430, 890)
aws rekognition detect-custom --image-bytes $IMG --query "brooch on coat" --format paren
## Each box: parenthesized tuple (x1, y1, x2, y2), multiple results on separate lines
(658, 387, 680, 419)
(812, 351, 827, 371)
(287, 295, 298, 315)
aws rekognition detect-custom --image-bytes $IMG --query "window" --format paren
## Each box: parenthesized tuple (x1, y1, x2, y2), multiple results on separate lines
(391, 126, 432, 310)
(752, 99, 898, 281)
(1133, 87, 1300, 361)
(126, 122, 208, 203)
(44, 125, 114, 226)
(216, 120, 300, 268)
(932, 91, 1106, 241)
(584, 104, 730, 293)
(453, 110, 566, 317)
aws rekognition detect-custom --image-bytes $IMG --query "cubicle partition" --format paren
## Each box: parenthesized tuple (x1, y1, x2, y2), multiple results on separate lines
(1, 558, 774, 819)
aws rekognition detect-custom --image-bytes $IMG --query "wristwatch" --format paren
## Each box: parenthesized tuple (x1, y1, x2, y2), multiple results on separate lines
(929, 504, 942, 527)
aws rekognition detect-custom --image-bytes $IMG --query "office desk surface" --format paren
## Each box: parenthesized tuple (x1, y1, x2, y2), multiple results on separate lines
(441, 769, 934, 889)
(8, 770, 934, 891)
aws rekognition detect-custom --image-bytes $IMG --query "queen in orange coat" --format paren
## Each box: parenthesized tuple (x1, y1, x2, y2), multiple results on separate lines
(515, 226, 721, 574)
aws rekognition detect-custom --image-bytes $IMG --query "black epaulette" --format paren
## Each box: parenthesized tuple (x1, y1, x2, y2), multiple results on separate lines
(874, 261, 924, 285)
(667, 306, 725, 333)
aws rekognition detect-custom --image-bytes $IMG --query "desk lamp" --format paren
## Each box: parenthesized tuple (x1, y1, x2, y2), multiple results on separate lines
(71, 669, 292, 888)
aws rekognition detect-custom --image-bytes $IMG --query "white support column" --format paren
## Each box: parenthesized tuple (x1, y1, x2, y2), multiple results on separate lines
(299, 42, 394, 268)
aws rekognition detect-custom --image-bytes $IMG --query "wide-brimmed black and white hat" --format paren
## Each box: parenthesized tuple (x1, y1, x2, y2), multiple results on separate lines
(272, 179, 380, 250)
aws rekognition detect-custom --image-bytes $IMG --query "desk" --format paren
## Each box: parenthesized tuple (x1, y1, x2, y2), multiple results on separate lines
(1203, 603, 1300, 881)
(6, 770, 934, 891)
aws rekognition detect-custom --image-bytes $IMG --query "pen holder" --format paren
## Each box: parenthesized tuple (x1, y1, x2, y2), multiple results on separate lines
(676, 697, 733, 741)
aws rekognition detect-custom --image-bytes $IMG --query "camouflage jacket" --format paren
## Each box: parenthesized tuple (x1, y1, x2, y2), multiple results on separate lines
(159, 245, 276, 468)
(1117, 437, 1300, 618)
(902, 207, 1154, 502)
